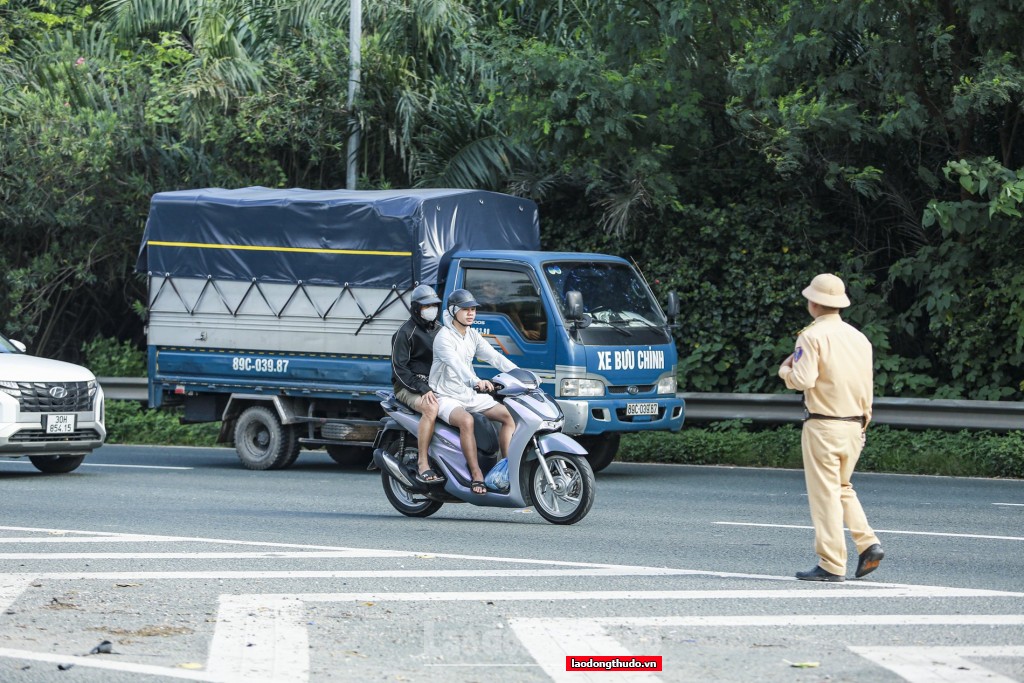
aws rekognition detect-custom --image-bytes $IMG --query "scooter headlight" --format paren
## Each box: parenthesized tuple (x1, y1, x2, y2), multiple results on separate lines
(539, 418, 564, 432)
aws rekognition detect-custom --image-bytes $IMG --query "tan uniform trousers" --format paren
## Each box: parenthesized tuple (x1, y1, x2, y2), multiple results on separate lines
(802, 419, 880, 575)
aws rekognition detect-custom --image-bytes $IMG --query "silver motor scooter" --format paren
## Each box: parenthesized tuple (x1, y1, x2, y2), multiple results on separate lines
(372, 368, 596, 525)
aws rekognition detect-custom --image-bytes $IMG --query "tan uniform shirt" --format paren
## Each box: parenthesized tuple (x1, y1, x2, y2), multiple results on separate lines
(778, 313, 873, 426)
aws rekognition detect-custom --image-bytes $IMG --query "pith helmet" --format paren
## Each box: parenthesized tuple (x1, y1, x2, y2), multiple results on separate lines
(802, 273, 851, 308)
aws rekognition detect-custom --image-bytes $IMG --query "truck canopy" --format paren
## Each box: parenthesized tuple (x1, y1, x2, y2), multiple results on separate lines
(136, 187, 540, 288)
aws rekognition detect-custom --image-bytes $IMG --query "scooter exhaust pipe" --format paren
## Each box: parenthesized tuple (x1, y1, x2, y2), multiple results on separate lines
(373, 447, 416, 488)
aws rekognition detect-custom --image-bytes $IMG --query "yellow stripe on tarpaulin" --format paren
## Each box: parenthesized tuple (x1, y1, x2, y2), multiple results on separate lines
(147, 240, 412, 257)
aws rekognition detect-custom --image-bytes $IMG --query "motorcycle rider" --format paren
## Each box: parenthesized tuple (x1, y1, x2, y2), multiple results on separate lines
(429, 289, 517, 494)
(391, 284, 444, 483)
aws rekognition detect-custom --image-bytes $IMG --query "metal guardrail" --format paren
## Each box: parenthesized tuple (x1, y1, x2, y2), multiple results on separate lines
(98, 378, 1023, 432)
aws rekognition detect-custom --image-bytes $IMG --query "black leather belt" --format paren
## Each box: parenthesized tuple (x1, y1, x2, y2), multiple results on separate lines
(805, 412, 865, 426)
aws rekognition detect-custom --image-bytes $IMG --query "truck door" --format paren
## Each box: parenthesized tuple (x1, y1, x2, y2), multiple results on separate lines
(461, 266, 554, 384)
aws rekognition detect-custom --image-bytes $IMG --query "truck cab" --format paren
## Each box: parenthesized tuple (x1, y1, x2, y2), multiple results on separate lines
(447, 252, 684, 470)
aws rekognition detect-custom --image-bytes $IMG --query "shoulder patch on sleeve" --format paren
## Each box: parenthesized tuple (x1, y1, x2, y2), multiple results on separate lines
(793, 346, 804, 363)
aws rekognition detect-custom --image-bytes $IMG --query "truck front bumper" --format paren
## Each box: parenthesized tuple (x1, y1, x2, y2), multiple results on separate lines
(556, 396, 685, 436)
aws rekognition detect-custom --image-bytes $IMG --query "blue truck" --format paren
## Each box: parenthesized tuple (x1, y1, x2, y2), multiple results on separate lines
(136, 187, 684, 472)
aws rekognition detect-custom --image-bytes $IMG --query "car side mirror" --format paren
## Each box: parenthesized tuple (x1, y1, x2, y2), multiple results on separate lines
(565, 290, 584, 321)
(11, 339, 26, 353)
(666, 291, 679, 321)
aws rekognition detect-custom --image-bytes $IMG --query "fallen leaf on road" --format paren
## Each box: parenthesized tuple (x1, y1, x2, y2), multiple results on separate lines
(783, 659, 820, 668)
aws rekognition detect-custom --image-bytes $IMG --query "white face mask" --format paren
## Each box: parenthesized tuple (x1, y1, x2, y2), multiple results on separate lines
(420, 306, 438, 322)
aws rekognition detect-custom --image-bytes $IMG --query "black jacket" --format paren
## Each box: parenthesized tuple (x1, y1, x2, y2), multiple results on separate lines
(391, 316, 440, 395)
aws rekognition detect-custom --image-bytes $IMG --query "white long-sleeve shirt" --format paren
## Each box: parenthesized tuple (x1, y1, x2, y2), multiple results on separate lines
(429, 323, 517, 404)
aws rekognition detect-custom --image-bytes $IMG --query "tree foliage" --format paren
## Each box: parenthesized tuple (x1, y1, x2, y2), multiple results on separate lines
(0, 0, 1021, 401)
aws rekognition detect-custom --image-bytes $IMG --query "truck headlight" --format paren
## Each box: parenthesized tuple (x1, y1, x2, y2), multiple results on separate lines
(559, 378, 604, 397)
(656, 375, 677, 394)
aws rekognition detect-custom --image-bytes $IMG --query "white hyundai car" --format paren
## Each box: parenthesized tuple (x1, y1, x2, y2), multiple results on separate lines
(0, 332, 106, 473)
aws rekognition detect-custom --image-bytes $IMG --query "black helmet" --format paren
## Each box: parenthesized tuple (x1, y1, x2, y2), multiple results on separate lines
(410, 284, 441, 307)
(446, 288, 479, 315)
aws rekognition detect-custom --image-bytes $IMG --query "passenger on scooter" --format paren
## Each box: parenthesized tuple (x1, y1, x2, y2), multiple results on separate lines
(391, 284, 444, 484)
(429, 288, 518, 495)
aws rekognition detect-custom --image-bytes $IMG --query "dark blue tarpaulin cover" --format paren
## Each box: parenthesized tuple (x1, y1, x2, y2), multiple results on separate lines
(136, 187, 540, 288)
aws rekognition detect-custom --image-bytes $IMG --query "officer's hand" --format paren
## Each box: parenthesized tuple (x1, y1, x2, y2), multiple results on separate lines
(780, 353, 794, 368)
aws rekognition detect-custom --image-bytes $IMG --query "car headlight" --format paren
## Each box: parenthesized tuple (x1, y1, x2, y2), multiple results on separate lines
(559, 378, 604, 397)
(87, 379, 97, 396)
(0, 380, 21, 397)
(656, 375, 677, 394)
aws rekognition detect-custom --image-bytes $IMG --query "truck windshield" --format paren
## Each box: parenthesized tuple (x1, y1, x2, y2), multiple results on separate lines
(542, 261, 666, 328)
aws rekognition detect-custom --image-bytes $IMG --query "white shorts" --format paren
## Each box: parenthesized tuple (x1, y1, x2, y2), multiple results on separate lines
(436, 393, 498, 423)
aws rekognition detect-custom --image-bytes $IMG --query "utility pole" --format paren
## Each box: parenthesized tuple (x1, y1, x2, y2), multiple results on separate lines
(346, 0, 361, 190)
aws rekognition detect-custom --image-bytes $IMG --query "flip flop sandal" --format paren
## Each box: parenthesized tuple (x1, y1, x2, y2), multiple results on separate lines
(470, 480, 487, 495)
(415, 468, 445, 484)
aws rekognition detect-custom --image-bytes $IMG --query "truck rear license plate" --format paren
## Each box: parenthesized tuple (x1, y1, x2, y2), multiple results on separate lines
(45, 414, 76, 434)
(625, 402, 658, 416)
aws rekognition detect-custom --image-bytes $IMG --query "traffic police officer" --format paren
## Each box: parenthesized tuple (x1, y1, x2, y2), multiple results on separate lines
(778, 273, 884, 581)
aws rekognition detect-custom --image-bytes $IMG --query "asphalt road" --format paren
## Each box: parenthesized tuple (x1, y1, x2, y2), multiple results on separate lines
(1, 445, 1022, 682)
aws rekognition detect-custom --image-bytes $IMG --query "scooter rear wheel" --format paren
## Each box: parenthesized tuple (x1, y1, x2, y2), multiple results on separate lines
(381, 470, 444, 518)
(528, 453, 595, 525)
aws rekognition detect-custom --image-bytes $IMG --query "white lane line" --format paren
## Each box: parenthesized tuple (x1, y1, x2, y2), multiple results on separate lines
(0, 551, 425, 560)
(716, 521, 1024, 542)
(849, 646, 1024, 683)
(994, 503, 1024, 507)
(0, 461, 192, 469)
(30, 569, 708, 580)
(206, 595, 308, 683)
(510, 618, 659, 683)
(0, 647, 226, 681)
(248, 587, 1024, 601)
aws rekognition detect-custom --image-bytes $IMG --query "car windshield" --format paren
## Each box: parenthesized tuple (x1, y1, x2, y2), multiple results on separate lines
(541, 261, 666, 327)
(0, 333, 21, 354)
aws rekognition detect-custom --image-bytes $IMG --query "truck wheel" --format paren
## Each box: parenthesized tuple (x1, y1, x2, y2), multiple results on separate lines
(29, 455, 85, 474)
(234, 406, 299, 470)
(575, 433, 620, 473)
(326, 445, 373, 469)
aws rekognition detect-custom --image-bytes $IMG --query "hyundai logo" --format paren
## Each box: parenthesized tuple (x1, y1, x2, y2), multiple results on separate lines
(48, 386, 68, 399)
(626, 385, 639, 395)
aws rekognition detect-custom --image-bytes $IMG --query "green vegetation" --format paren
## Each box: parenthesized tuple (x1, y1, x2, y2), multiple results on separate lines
(620, 425, 1024, 479)
(2, 1, 1022, 404)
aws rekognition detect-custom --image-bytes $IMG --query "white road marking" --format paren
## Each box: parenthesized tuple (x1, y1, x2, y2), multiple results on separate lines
(0, 551, 432, 560)
(247, 587, 1023, 601)
(994, 503, 1024, 507)
(0, 574, 31, 613)
(849, 646, 1024, 683)
(206, 595, 308, 683)
(510, 618, 659, 683)
(716, 521, 1024, 542)
(584, 615, 1024, 626)
(0, 648, 226, 681)
(0, 461, 192, 469)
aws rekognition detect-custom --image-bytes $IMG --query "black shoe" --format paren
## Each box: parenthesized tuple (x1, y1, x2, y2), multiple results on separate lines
(795, 566, 845, 582)
(855, 544, 884, 578)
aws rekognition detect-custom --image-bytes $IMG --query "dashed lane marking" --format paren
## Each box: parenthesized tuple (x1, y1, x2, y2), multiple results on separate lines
(849, 646, 1024, 683)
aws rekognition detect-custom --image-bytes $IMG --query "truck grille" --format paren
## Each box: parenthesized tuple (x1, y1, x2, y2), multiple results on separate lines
(9, 428, 102, 443)
(11, 382, 94, 413)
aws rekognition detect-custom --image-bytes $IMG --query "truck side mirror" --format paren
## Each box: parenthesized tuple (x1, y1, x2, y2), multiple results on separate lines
(565, 290, 584, 321)
(666, 291, 679, 321)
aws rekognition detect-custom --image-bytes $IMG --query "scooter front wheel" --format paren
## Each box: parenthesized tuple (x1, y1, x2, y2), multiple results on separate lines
(528, 453, 595, 525)
(381, 470, 444, 518)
